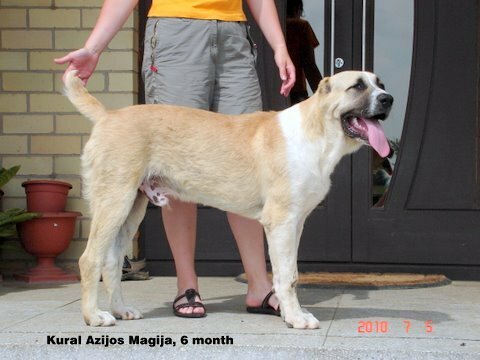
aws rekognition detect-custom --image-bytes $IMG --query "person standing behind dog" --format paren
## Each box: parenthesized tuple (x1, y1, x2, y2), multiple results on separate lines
(55, 0, 295, 318)
(286, 0, 322, 104)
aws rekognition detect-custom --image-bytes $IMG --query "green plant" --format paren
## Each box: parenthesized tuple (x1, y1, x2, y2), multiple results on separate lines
(0, 165, 40, 238)
(0, 165, 20, 189)
(0, 208, 40, 238)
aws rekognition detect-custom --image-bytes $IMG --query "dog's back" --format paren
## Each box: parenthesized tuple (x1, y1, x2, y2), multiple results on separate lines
(64, 70, 284, 218)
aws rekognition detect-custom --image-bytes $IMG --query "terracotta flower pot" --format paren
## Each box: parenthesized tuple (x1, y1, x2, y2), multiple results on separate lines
(14, 211, 81, 283)
(22, 180, 72, 212)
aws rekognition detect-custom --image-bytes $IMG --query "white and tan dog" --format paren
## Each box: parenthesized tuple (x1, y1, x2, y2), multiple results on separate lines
(64, 70, 392, 329)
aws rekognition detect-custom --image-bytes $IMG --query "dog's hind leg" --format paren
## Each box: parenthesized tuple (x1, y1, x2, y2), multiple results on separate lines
(262, 205, 320, 329)
(102, 192, 149, 321)
(79, 188, 140, 327)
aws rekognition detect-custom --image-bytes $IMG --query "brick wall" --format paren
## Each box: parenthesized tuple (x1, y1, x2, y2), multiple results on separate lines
(0, 0, 139, 274)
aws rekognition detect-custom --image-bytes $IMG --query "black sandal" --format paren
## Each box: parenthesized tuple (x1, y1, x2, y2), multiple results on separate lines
(246, 290, 281, 316)
(173, 289, 206, 318)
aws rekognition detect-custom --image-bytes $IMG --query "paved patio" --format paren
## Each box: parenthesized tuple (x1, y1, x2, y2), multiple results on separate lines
(1, 276, 479, 359)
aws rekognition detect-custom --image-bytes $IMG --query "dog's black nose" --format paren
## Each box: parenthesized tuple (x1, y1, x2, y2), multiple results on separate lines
(378, 93, 394, 109)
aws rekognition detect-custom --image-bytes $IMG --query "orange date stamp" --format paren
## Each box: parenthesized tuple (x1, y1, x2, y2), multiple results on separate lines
(357, 320, 434, 334)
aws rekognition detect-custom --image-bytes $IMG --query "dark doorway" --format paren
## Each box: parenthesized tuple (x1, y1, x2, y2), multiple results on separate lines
(139, 0, 480, 279)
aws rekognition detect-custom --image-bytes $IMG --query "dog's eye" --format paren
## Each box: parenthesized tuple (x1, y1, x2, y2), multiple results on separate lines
(350, 81, 366, 91)
(377, 82, 385, 90)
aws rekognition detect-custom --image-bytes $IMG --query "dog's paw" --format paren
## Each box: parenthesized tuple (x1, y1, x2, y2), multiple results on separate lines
(112, 306, 143, 321)
(284, 311, 321, 329)
(84, 310, 117, 327)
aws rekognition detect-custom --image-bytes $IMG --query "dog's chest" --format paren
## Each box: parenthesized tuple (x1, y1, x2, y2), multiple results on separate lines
(288, 146, 333, 207)
(278, 106, 337, 206)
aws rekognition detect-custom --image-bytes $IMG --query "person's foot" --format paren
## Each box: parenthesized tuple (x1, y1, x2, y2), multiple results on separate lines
(173, 288, 206, 318)
(246, 290, 280, 316)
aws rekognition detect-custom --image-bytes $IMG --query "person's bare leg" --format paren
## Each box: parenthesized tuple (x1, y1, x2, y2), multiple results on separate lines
(162, 199, 204, 316)
(227, 212, 279, 310)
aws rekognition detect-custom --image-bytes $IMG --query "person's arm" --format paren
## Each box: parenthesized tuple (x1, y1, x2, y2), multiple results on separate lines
(245, 0, 295, 97)
(54, 0, 138, 84)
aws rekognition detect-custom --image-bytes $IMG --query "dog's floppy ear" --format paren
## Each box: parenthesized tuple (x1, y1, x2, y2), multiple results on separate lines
(317, 77, 331, 95)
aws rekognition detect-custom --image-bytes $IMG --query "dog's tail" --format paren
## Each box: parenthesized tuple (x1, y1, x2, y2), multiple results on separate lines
(64, 70, 107, 123)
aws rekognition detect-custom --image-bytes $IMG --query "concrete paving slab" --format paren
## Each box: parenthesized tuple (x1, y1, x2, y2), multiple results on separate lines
(324, 336, 480, 355)
(0, 276, 479, 359)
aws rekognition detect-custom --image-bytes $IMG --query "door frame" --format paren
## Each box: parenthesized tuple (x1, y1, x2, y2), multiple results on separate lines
(138, 0, 480, 280)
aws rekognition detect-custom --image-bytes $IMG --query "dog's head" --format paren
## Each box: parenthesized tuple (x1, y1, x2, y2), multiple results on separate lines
(317, 71, 393, 158)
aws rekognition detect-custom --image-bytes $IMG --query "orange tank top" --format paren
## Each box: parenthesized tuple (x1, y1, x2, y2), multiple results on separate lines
(148, 0, 246, 21)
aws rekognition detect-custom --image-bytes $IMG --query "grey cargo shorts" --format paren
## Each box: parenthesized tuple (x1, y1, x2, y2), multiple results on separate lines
(142, 17, 262, 115)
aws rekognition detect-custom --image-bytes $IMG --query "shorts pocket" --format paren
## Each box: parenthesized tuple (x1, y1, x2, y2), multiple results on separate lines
(245, 24, 258, 64)
(142, 19, 161, 104)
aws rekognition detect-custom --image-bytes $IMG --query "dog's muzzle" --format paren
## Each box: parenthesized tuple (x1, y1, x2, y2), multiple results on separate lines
(342, 92, 394, 158)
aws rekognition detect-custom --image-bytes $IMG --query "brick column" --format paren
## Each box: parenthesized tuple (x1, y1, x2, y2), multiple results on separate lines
(0, 0, 139, 273)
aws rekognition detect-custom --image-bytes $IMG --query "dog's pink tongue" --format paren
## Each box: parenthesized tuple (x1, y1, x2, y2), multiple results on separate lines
(362, 118, 390, 158)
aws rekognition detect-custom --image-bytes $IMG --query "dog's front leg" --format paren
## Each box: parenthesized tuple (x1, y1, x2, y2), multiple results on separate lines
(263, 214, 320, 329)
